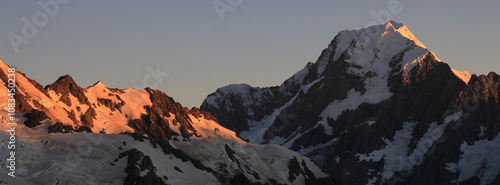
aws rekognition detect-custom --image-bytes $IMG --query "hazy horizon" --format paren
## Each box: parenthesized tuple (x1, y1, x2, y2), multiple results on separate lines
(1, 1, 499, 108)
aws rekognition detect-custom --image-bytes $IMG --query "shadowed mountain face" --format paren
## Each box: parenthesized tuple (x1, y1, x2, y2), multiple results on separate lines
(201, 21, 500, 185)
(0, 61, 331, 185)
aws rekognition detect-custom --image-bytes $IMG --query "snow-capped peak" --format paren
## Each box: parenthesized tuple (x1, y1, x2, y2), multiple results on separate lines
(325, 21, 438, 107)
(384, 20, 426, 48)
(323, 21, 435, 78)
(393, 22, 425, 48)
(200, 21, 500, 185)
(90, 80, 107, 89)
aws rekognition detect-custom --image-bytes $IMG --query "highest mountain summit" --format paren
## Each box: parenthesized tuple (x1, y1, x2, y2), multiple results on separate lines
(202, 21, 500, 185)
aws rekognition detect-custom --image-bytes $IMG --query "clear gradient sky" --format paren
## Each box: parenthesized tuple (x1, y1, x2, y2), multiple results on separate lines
(1, 1, 499, 108)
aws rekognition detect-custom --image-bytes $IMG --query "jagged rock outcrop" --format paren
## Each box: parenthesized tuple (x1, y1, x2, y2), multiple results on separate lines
(23, 109, 48, 128)
(80, 107, 97, 128)
(116, 149, 167, 185)
(45, 74, 90, 106)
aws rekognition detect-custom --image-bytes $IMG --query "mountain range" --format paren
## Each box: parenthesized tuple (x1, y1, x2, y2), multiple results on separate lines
(1, 20, 499, 185)
(0, 61, 329, 184)
(201, 21, 500, 185)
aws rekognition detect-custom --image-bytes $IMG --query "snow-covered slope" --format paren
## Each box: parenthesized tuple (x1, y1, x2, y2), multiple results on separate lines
(201, 21, 500, 185)
(0, 60, 330, 185)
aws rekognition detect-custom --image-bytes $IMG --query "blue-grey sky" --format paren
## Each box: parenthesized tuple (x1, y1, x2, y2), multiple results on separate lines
(1, 1, 499, 108)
